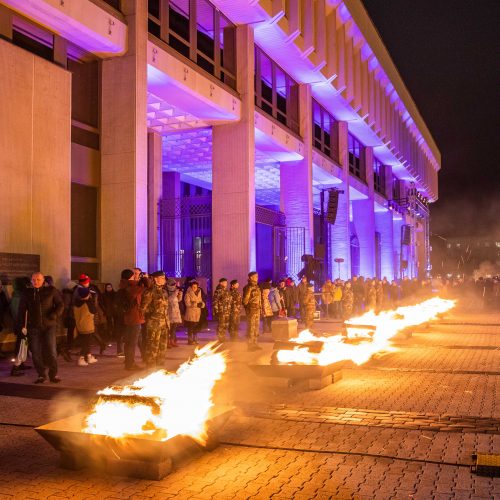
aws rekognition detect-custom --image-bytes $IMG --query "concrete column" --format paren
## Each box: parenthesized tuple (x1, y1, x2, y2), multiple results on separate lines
(212, 25, 255, 286)
(147, 132, 162, 273)
(329, 121, 351, 279)
(375, 210, 394, 280)
(393, 216, 404, 279)
(101, 0, 148, 284)
(280, 84, 314, 257)
(0, 40, 71, 288)
(351, 146, 375, 277)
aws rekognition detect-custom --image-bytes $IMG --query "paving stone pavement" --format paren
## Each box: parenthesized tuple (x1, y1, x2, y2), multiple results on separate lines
(0, 311, 499, 498)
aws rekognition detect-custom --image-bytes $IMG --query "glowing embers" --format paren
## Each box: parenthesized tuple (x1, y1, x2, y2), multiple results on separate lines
(83, 343, 226, 445)
(275, 298, 455, 366)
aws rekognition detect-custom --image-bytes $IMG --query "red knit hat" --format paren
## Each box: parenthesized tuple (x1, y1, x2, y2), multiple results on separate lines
(78, 274, 90, 285)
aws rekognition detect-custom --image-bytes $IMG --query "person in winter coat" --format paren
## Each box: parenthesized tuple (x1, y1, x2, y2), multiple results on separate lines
(74, 274, 107, 353)
(321, 279, 334, 318)
(73, 286, 98, 366)
(332, 280, 343, 319)
(242, 272, 262, 351)
(117, 269, 146, 371)
(297, 276, 309, 323)
(276, 280, 287, 316)
(283, 278, 297, 317)
(261, 283, 274, 333)
(184, 281, 204, 345)
(166, 278, 182, 347)
(268, 283, 283, 318)
(18, 272, 64, 384)
(228, 279, 242, 340)
(212, 278, 232, 342)
(303, 284, 317, 330)
(365, 279, 377, 312)
(60, 280, 77, 362)
(140, 271, 170, 367)
(342, 281, 354, 319)
(10, 276, 31, 376)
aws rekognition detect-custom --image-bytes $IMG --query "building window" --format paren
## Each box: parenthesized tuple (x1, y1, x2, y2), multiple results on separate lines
(101, 0, 121, 11)
(312, 100, 336, 161)
(373, 157, 385, 196)
(348, 134, 363, 180)
(148, 0, 236, 90)
(254, 45, 299, 135)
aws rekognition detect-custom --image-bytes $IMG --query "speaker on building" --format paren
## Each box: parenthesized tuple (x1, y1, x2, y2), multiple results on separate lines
(326, 190, 339, 225)
(402, 225, 411, 246)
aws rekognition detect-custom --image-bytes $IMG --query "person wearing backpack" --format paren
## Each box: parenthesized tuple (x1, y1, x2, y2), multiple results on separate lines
(118, 269, 146, 371)
(73, 287, 98, 366)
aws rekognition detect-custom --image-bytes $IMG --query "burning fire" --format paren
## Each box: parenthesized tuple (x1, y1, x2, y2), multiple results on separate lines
(82, 343, 226, 445)
(276, 297, 455, 366)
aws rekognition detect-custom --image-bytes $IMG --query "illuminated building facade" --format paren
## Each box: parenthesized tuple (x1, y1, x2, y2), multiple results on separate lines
(0, 0, 440, 287)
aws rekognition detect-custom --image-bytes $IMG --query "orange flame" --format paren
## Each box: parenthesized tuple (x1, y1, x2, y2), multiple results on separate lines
(82, 343, 226, 444)
(276, 297, 455, 366)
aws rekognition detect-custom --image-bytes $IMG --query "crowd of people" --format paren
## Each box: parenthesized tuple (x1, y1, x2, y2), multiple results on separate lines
(1, 267, 499, 384)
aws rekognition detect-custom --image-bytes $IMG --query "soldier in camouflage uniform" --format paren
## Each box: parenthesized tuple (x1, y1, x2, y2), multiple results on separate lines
(242, 272, 262, 351)
(212, 278, 232, 342)
(342, 281, 354, 320)
(228, 279, 242, 340)
(303, 283, 317, 330)
(140, 271, 170, 367)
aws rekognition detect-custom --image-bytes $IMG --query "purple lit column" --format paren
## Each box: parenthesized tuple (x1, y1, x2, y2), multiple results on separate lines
(375, 164, 394, 280)
(101, 0, 148, 283)
(393, 216, 404, 279)
(147, 132, 162, 273)
(212, 25, 256, 286)
(351, 146, 375, 277)
(280, 84, 314, 275)
(329, 121, 351, 279)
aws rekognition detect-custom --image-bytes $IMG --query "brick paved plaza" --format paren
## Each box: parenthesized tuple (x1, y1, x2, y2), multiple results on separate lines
(0, 310, 499, 499)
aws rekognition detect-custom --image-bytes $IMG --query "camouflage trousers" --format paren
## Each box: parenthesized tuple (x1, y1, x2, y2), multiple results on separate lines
(304, 306, 316, 330)
(145, 320, 168, 366)
(228, 312, 240, 338)
(246, 309, 260, 344)
(216, 313, 230, 341)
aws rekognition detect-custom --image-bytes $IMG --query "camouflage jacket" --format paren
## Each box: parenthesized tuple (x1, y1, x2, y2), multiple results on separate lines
(242, 283, 262, 312)
(213, 285, 232, 316)
(140, 285, 169, 324)
(230, 288, 242, 315)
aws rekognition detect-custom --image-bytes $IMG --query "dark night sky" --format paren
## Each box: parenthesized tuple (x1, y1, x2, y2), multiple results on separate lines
(361, 0, 500, 238)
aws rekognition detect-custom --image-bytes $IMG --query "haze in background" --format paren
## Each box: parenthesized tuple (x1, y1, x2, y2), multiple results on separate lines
(362, 0, 500, 237)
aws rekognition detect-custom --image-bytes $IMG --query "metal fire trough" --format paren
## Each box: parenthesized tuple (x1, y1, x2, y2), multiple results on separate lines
(343, 322, 413, 341)
(251, 360, 346, 390)
(35, 406, 233, 480)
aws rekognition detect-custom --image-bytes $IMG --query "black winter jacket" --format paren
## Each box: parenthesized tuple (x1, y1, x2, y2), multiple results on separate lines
(18, 286, 64, 331)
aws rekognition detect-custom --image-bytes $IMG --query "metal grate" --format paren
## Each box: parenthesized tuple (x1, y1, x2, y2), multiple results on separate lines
(256, 205, 286, 227)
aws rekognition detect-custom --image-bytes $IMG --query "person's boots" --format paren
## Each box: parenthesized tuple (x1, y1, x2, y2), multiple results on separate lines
(10, 365, 24, 377)
(187, 332, 194, 345)
(167, 337, 173, 349)
(193, 333, 199, 345)
(171, 334, 179, 347)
